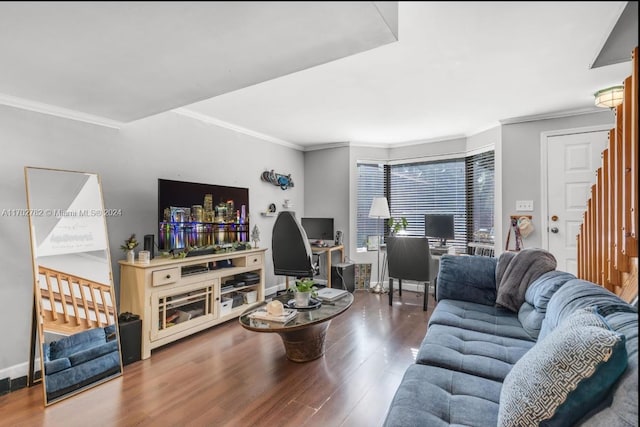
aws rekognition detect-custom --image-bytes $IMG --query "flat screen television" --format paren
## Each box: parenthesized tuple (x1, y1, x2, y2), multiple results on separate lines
(301, 218, 334, 241)
(424, 214, 455, 247)
(157, 179, 249, 251)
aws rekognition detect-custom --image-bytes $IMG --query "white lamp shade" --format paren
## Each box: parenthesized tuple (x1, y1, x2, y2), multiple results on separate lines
(594, 85, 624, 108)
(369, 197, 390, 219)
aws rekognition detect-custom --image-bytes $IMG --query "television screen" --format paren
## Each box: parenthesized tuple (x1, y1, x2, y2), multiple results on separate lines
(301, 218, 334, 241)
(157, 179, 249, 250)
(424, 214, 455, 246)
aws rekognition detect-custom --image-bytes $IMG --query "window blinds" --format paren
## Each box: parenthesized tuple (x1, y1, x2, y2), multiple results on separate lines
(389, 160, 468, 252)
(356, 163, 385, 248)
(356, 151, 495, 252)
(466, 151, 495, 242)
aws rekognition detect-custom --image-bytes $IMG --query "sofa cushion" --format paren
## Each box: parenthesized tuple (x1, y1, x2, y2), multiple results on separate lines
(517, 270, 576, 339)
(436, 255, 498, 306)
(68, 340, 119, 366)
(49, 327, 107, 360)
(579, 359, 638, 427)
(383, 364, 502, 427)
(416, 324, 535, 382)
(540, 279, 637, 341)
(498, 308, 628, 427)
(429, 299, 534, 341)
(44, 357, 71, 375)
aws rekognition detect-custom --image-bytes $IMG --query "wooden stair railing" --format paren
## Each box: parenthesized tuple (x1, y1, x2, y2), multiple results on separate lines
(38, 265, 116, 335)
(577, 46, 638, 303)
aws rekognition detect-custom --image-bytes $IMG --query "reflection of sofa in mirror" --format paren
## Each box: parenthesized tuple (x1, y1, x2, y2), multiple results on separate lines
(43, 325, 121, 401)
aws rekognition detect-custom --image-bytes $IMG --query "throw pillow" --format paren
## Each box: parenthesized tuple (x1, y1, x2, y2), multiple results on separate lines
(498, 307, 628, 427)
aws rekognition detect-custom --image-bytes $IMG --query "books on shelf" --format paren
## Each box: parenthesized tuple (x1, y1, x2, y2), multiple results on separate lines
(249, 308, 297, 323)
(316, 287, 349, 301)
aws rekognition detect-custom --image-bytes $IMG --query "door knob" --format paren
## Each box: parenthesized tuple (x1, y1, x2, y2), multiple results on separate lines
(550, 227, 559, 234)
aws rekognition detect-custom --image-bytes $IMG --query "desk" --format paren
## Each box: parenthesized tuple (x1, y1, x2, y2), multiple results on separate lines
(311, 244, 344, 288)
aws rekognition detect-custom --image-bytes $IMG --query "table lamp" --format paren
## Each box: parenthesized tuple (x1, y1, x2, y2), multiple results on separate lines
(368, 197, 390, 293)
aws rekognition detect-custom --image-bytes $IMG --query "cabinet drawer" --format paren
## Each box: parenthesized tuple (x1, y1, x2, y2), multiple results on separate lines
(246, 254, 262, 266)
(152, 267, 180, 287)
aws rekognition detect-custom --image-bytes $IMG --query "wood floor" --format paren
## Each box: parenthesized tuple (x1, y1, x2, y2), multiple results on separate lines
(0, 291, 433, 427)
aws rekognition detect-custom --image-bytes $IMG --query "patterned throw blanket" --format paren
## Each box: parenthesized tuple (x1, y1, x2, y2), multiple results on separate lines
(495, 249, 557, 312)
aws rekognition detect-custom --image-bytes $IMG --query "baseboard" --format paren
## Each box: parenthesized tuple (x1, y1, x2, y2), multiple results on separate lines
(265, 282, 288, 298)
(0, 360, 37, 381)
(0, 360, 40, 395)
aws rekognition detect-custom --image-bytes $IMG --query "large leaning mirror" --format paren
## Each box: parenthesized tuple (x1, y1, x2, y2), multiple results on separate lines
(24, 167, 122, 406)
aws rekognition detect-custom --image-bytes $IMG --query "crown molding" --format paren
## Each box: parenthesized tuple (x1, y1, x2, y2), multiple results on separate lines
(0, 93, 123, 129)
(348, 133, 467, 149)
(391, 134, 467, 148)
(173, 108, 304, 151)
(499, 106, 604, 125)
(303, 141, 351, 152)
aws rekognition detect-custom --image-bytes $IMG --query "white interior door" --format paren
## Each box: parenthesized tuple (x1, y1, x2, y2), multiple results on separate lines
(546, 131, 608, 274)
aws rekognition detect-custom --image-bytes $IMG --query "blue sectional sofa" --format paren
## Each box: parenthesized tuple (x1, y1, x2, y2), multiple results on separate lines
(43, 324, 121, 401)
(384, 254, 638, 427)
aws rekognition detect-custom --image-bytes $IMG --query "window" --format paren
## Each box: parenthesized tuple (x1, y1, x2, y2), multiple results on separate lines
(356, 163, 385, 248)
(466, 151, 495, 242)
(389, 160, 467, 253)
(356, 151, 495, 253)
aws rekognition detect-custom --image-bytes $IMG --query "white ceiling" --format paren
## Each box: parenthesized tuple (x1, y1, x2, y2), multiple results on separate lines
(0, 2, 635, 150)
(0, 2, 397, 122)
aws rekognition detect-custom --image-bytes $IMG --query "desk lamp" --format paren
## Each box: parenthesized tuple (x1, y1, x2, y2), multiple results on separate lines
(369, 197, 390, 293)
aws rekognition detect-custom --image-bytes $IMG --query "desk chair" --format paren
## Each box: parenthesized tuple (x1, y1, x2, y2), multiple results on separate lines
(386, 236, 437, 311)
(272, 211, 316, 280)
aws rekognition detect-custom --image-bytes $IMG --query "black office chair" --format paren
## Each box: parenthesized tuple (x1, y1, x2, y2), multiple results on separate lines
(386, 236, 437, 311)
(272, 211, 316, 280)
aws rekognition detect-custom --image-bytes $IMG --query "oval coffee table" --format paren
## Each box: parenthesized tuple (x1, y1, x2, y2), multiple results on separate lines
(239, 292, 354, 362)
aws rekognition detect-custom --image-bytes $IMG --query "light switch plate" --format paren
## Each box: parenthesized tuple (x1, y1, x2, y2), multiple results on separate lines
(516, 200, 534, 211)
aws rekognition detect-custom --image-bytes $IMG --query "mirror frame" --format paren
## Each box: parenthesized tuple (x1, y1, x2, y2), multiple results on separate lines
(24, 166, 123, 406)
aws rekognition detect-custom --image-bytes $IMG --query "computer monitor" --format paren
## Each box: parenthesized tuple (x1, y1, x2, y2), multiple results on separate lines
(425, 214, 455, 247)
(301, 218, 334, 241)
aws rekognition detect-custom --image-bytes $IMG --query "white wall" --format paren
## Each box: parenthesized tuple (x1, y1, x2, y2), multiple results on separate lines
(467, 126, 499, 153)
(304, 146, 350, 278)
(0, 105, 304, 378)
(387, 138, 466, 162)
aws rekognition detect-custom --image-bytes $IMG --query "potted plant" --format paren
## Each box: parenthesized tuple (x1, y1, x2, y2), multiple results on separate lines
(290, 278, 317, 307)
(120, 234, 139, 263)
(388, 217, 408, 235)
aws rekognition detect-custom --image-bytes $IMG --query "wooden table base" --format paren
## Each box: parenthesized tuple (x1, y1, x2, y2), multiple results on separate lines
(277, 321, 331, 362)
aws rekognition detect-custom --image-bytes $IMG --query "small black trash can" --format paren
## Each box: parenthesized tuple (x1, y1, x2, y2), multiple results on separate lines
(118, 317, 142, 366)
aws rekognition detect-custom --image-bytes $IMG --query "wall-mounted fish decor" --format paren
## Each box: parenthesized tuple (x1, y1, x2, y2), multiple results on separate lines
(261, 170, 294, 190)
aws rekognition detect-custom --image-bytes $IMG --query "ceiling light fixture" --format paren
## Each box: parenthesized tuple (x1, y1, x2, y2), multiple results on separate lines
(594, 85, 624, 108)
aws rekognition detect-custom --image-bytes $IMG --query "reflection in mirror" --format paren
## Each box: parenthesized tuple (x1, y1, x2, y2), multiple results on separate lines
(24, 167, 122, 405)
